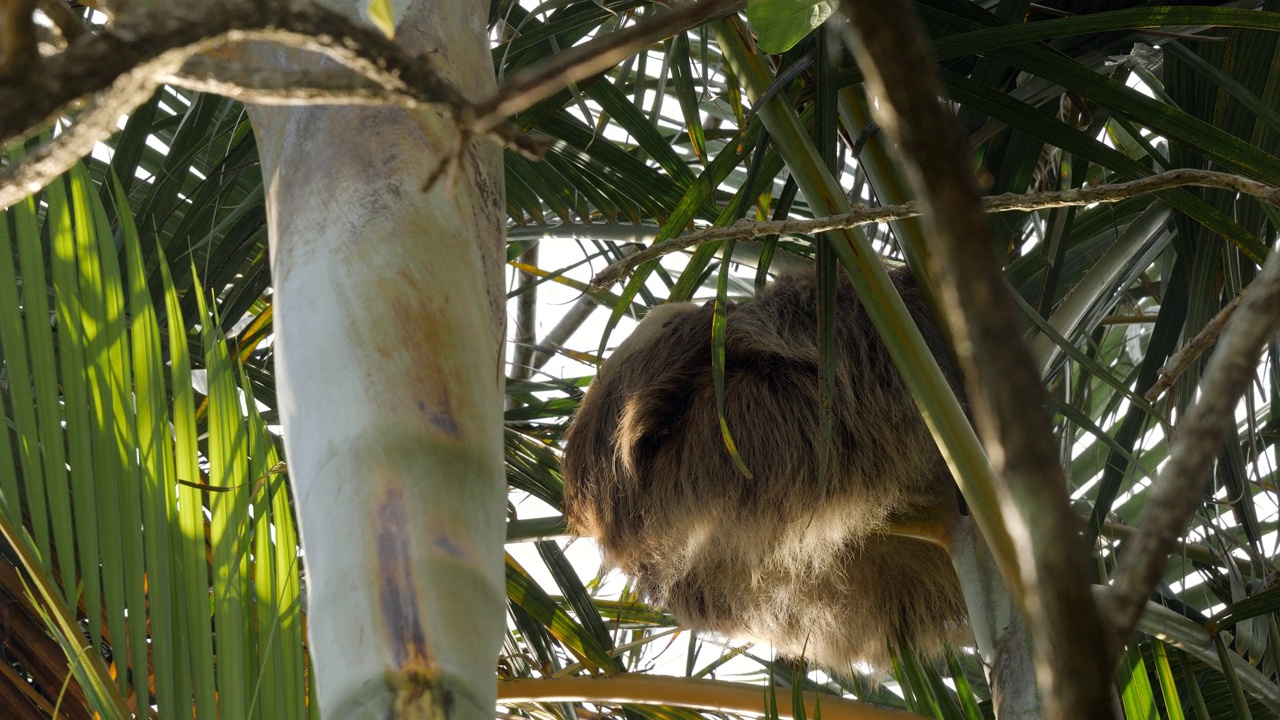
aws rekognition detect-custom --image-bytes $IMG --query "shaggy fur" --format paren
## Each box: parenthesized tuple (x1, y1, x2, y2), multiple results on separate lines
(561, 266, 970, 672)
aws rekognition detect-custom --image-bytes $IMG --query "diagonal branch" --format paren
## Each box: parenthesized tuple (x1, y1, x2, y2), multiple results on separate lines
(1143, 285, 1248, 403)
(836, 1, 1116, 718)
(471, 0, 743, 130)
(1104, 240, 1280, 654)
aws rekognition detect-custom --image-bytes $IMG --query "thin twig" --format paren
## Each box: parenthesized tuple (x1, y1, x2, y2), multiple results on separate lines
(1144, 287, 1248, 402)
(472, 0, 744, 130)
(1105, 239, 1280, 655)
(592, 168, 1279, 287)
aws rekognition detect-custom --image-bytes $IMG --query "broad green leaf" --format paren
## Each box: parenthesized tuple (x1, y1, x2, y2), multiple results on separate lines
(745, 0, 837, 53)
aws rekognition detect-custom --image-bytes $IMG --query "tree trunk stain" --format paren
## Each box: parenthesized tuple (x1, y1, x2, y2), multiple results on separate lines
(375, 483, 430, 667)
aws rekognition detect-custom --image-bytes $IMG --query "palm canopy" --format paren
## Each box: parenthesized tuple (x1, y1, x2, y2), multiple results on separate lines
(504, 3, 1280, 716)
(1, 1, 1280, 719)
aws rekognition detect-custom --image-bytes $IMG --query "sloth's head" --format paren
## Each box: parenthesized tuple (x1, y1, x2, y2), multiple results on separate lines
(561, 267, 969, 672)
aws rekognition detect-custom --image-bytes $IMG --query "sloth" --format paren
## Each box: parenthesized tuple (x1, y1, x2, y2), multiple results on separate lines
(560, 265, 970, 672)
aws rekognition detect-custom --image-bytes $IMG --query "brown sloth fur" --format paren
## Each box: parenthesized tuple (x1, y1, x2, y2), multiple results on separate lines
(561, 265, 970, 672)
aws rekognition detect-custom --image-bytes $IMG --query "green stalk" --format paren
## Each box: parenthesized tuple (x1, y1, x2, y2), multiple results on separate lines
(712, 16, 1017, 585)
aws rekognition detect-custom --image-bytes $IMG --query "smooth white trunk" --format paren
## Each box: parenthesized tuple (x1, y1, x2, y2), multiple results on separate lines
(246, 3, 506, 717)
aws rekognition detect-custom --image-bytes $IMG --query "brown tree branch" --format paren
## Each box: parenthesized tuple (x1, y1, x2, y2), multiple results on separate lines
(1, 72, 151, 210)
(2, 2, 481, 139)
(0, 0, 734, 208)
(837, 1, 1116, 718)
(0, 3, 469, 143)
(590, 169, 1280, 287)
(0, 1, 476, 208)
(164, 56, 406, 106)
(1104, 240, 1280, 655)
(1143, 286, 1247, 402)
(472, 0, 744, 130)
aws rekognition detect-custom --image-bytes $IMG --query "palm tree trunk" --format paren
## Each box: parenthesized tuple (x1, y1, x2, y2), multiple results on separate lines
(244, 2, 507, 716)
